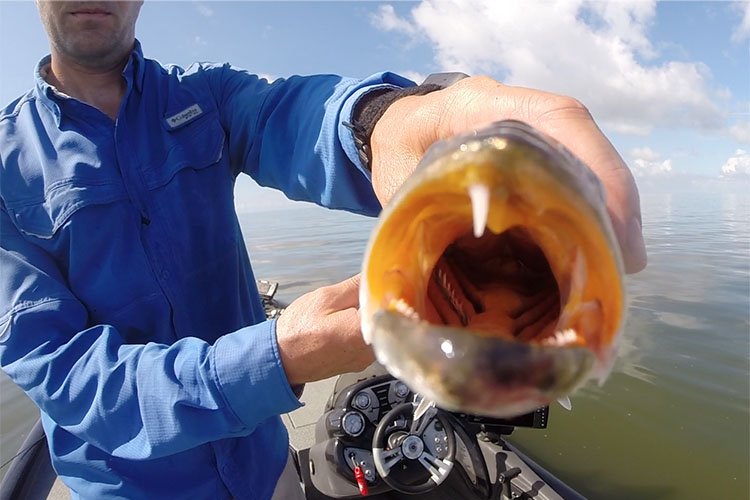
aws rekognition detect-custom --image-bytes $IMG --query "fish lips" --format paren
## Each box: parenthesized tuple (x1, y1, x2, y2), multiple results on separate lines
(367, 309, 597, 418)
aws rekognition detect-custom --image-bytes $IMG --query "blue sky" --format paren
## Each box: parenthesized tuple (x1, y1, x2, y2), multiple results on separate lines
(0, 1, 748, 211)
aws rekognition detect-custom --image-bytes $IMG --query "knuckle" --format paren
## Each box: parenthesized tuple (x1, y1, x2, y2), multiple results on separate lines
(316, 287, 336, 304)
(530, 94, 593, 124)
(466, 75, 498, 89)
(553, 95, 590, 115)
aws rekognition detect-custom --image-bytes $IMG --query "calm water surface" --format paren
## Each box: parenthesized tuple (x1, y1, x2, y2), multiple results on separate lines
(1, 188, 748, 499)
(512, 188, 750, 499)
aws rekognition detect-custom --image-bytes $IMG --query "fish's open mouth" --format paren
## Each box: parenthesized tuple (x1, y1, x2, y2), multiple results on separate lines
(382, 223, 597, 366)
(367, 165, 610, 354)
(361, 121, 625, 416)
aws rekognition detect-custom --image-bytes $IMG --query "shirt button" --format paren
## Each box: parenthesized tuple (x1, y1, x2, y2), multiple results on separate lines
(160, 270, 170, 280)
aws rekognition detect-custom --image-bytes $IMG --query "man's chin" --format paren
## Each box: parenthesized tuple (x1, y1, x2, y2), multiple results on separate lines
(61, 37, 131, 69)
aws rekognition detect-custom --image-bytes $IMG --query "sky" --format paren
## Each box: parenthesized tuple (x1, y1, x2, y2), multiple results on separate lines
(0, 0, 748, 212)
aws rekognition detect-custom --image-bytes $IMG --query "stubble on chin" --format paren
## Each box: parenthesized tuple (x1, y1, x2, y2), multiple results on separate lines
(41, 10, 136, 71)
(54, 31, 131, 69)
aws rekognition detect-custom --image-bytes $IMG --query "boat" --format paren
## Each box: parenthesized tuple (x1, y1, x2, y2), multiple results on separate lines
(0, 282, 585, 500)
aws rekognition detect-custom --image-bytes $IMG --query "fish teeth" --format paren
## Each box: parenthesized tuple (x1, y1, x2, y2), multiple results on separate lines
(391, 298, 420, 321)
(542, 328, 578, 346)
(468, 183, 490, 238)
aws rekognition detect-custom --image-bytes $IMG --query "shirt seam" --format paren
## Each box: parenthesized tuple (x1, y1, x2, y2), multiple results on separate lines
(240, 71, 276, 177)
(6, 179, 125, 209)
(209, 335, 248, 428)
(0, 297, 78, 327)
(0, 94, 36, 122)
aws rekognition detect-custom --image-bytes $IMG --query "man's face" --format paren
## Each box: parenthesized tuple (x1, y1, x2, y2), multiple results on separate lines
(37, 1, 143, 68)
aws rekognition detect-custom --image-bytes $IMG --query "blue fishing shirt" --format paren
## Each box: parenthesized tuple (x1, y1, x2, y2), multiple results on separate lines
(0, 41, 412, 499)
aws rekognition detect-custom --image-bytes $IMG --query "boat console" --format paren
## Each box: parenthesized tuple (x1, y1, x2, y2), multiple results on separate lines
(300, 369, 576, 500)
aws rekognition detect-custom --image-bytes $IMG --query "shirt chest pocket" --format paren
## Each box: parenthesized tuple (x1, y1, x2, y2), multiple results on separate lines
(140, 111, 227, 191)
(7, 180, 129, 240)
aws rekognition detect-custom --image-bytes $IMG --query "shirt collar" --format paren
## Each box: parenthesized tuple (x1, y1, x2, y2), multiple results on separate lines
(34, 55, 62, 123)
(33, 40, 146, 121)
(130, 39, 146, 93)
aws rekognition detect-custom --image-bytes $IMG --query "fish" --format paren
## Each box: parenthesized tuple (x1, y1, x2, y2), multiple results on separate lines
(359, 120, 626, 418)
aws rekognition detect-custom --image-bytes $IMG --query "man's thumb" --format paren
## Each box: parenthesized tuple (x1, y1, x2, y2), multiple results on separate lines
(331, 274, 361, 310)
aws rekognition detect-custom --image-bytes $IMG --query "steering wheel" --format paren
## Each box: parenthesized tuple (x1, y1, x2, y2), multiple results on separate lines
(372, 402, 456, 494)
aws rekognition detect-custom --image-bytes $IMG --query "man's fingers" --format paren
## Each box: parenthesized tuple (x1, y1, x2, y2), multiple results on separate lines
(324, 274, 361, 310)
(623, 213, 647, 273)
(601, 166, 647, 274)
(539, 113, 646, 274)
(276, 275, 369, 385)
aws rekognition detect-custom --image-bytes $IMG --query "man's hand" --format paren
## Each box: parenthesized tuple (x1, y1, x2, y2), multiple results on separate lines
(276, 275, 374, 386)
(369, 76, 647, 274)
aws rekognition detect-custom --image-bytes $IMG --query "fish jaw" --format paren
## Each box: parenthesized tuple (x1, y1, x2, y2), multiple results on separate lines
(366, 310, 595, 417)
(360, 120, 625, 417)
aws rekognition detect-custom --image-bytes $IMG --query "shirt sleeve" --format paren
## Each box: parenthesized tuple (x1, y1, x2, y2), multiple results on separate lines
(207, 65, 415, 216)
(0, 206, 301, 460)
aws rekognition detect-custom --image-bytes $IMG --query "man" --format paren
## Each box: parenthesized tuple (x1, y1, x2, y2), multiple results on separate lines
(0, 1, 646, 499)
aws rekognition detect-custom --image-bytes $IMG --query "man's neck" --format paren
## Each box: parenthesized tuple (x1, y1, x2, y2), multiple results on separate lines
(46, 51, 130, 121)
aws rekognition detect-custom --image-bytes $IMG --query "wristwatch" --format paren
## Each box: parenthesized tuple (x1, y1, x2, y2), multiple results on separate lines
(345, 72, 470, 171)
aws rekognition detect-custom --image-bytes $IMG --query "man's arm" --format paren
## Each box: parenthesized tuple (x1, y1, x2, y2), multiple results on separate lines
(206, 64, 415, 215)
(0, 206, 300, 460)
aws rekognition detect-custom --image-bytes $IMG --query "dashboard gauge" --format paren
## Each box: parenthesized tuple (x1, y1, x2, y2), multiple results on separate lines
(342, 411, 366, 437)
(354, 392, 371, 410)
(394, 381, 409, 398)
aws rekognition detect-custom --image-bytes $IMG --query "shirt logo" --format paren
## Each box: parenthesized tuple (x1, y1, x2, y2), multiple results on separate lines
(166, 104, 203, 129)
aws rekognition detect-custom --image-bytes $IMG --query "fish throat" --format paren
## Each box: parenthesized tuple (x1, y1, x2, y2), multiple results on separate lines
(420, 227, 563, 346)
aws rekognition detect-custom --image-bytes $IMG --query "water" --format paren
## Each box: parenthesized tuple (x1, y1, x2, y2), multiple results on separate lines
(511, 187, 750, 499)
(1, 188, 748, 499)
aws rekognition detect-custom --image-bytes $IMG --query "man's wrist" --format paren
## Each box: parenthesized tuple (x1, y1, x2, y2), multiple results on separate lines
(343, 82, 446, 172)
(344, 73, 469, 172)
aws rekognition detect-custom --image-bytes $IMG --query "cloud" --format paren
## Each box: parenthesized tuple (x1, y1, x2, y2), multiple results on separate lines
(195, 4, 214, 18)
(630, 147, 673, 177)
(631, 146, 661, 162)
(729, 121, 750, 144)
(373, 5, 417, 37)
(720, 149, 750, 176)
(372, 0, 725, 135)
(732, 1, 750, 42)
